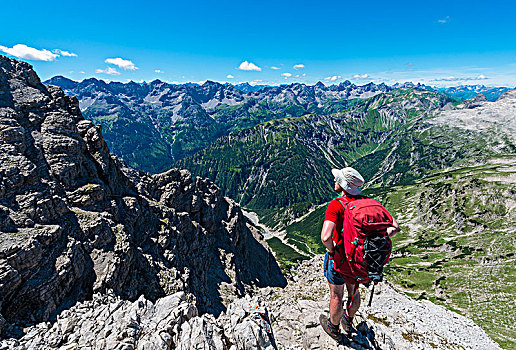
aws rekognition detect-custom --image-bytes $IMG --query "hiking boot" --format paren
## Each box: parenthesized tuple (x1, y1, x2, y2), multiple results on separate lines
(341, 312, 353, 336)
(319, 314, 342, 341)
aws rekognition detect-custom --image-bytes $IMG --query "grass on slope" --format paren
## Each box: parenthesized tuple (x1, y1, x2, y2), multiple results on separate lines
(275, 156, 515, 348)
(265, 237, 309, 271)
(284, 204, 327, 256)
(374, 157, 516, 350)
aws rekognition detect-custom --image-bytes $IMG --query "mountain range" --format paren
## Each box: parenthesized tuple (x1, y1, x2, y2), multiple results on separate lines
(44, 76, 398, 173)
(44, 76, 513, 176)
(0, 55, 285, 338)
(0, 55, 513, 349)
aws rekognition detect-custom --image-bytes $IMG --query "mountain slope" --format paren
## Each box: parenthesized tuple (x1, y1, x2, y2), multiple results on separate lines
(44, 77, 398, 173)
(0, 55, 286, 337)
(178, 89, 455, 213)
(378, 157, 516, 349)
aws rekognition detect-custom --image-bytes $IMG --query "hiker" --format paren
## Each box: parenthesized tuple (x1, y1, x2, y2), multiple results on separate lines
(319, 167, 400, 341)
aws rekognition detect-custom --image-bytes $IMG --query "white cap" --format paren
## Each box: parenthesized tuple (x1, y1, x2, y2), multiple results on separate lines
(331, 167, 365, 195)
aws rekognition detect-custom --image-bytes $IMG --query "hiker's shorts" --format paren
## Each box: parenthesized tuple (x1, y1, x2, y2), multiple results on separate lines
(323, 252, 346, 285)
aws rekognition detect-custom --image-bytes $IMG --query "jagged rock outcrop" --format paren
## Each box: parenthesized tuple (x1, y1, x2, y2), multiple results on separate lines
(463, 93, 489, 108)
(0, 55, 286, 338)
(260, 255, 501, 350)
(1, 256, 501, 350)
(0, 290, 277, 350)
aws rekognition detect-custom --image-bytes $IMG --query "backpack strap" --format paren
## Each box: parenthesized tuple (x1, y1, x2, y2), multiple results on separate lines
(368, 282, 376, 307)
(336, 198, 347, 210)
(334, 198, 347, 247)
(346, 281, 360, 312)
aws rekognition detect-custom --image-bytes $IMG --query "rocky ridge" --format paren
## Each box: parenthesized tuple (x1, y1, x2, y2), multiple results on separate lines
(0, 55, 285, 337)
(0, 256, 501, 350)
(431, 89, 516, 140)
(45, 76, 393, 113)
(42, 76, 397, 173)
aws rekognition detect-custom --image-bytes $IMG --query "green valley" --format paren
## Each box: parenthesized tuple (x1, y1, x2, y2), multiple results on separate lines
(178, 88, 516, 349)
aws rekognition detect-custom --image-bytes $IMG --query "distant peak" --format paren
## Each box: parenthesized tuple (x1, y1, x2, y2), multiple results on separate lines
(43, 75, 78, 89)
(203, 80, 220, 86)
(496, 89, 516, 102)
(150, 79, 164, 85)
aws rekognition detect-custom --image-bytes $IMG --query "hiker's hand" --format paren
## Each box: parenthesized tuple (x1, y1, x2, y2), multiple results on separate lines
(327, 248, 335, 259)
(387, 218, 400, 237)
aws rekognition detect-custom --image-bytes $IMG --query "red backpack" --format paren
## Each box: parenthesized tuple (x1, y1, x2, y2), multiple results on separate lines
(332, 197, 393, 285)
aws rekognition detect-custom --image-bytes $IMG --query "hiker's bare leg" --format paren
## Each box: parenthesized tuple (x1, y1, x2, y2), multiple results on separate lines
(328, 282, 345, 326)
(345, 282, 361, 318)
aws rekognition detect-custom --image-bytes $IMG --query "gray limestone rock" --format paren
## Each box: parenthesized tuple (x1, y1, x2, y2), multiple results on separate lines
(258, 255, 501, 350)
(0, 54, 286, 338)
(463, 93, 489, 109)
(0, 256, 502, 350)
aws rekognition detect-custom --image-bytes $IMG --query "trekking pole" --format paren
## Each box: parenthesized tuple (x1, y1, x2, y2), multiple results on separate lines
(368, 282, 376, 307)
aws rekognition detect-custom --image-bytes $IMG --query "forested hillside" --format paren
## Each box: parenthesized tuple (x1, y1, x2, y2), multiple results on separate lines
(45, 77, 394, 173)
(272, 92, 516, 349)
(178, 89, 456, 213)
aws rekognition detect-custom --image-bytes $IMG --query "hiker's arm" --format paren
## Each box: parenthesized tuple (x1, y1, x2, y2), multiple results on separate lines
(387, 218, 400, 237)
(321, 220, 336, 253)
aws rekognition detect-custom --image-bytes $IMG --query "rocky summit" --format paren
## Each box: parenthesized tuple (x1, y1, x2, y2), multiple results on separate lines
(0, 54, 504, 350)
(0, 256, 500, 350)
(0, 54, 285, 338)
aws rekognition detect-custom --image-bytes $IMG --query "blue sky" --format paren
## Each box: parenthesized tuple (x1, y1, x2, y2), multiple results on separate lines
(1, 0, 515, 86)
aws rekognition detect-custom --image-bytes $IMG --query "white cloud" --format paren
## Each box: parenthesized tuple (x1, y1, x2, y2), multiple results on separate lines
(434, 76, 457, 81)
(154, 69, 164, 74)
(53, 49, 77, 57)
(431, 75, 489, 82)
(105, 57, 138, 71)
(0, 44, 78, 61)
(324, 75, 342, 81)
(238, 61, 262, 71)
(293, 64, 305, 70)
(96, 67, 120, 75)
(79, 71, 85, 74)
(250, 79, 263, 86)
(270, 66, 281, 70)
(294, 73, 307, 78)
(353, 73, 369, 79)
(438, 16, 450, 24)
(281, 72, 292, 78)
(0, 44, 59, 61)
(226, 74, 235, 79)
